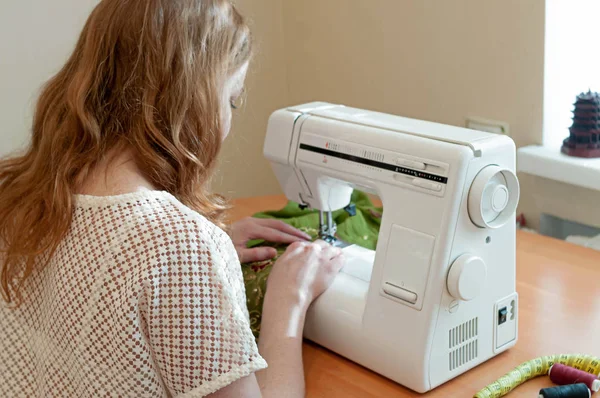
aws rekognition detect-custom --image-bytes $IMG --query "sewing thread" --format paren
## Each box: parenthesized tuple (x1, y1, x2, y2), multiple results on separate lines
(473, 354, 600, 398)
(549, 363, 600, 392)
(538, 384, 590, 398)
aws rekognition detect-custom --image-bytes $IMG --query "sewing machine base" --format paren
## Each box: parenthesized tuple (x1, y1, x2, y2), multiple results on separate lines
(304, 244, 518, 393)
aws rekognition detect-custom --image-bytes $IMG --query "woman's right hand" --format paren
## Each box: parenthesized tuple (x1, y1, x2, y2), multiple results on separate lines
(255, 241, 344, 397)
(265, 240, 345, 310)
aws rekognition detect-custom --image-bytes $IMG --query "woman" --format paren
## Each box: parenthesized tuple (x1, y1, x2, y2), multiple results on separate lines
(0, 1, 344, 397)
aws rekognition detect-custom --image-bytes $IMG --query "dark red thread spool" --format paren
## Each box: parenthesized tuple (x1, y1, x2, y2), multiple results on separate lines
(549, 363, 600, 392)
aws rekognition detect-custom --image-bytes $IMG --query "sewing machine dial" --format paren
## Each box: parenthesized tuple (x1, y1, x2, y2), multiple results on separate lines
(447, 254, 487, 301)
(468, 166, 520, 229)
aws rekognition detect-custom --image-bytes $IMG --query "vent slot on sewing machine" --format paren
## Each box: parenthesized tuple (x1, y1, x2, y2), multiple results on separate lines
(448, 318, 479, 371)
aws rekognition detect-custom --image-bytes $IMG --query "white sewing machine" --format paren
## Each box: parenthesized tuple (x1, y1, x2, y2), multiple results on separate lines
(263, 102, 520, 393)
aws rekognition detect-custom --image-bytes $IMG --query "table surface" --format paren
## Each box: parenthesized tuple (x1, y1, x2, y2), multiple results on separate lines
(230, 195, 600, 398)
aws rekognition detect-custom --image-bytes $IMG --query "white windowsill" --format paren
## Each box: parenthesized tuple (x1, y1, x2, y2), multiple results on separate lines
(517, 145, 600, 192)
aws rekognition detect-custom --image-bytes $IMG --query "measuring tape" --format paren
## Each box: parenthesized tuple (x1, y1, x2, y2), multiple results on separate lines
(474, 354, 600, 398)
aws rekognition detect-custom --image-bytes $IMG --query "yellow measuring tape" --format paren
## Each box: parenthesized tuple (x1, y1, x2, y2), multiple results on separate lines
(474, 354, 600, 398)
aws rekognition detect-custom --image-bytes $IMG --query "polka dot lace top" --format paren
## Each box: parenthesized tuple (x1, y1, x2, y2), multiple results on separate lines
(0, 190, 267, 397)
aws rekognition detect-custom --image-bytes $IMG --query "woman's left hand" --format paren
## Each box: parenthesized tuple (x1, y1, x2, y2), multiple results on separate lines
(230, 217, 312, 263)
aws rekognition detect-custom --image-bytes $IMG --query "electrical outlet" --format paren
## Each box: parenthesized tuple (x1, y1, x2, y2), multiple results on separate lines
(466, 117, 510, 136)
(494, 293, 518, 352)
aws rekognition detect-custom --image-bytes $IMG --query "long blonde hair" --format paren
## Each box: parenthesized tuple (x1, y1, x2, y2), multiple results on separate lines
(0, 0, 252, 303)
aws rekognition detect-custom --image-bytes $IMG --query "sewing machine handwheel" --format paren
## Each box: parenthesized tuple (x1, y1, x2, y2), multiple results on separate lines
(468, 166, 520, 229)
(447, 254, 487, 301)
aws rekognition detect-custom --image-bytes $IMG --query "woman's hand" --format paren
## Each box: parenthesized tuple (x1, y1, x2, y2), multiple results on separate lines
(230, 217, 311, 263)
(256, 240, 345, 397)
(265, 240, 345, 309)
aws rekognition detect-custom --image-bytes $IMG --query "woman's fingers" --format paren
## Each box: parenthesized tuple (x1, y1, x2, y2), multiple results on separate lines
(311, 240, 342, 259)
(238, 247, 278, 263)
(323, 245, 342, 260)
(255, 226, 309, 245)
(328, 252, 345, 272)
(256, 219, 311, 240)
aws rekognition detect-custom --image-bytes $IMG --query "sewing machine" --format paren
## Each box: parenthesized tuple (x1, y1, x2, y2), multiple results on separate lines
(263, 102, 520, 393)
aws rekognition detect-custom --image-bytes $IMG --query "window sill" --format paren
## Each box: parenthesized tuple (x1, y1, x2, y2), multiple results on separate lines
(517, 145, 600, 192)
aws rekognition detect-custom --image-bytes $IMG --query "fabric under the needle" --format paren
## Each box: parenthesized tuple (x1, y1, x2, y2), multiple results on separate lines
(240, 190, 383, 338)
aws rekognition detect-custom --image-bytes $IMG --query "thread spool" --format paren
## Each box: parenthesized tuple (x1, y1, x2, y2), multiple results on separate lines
(549, 363, 600, 392)
(474, 354, 600, 398)
(539, 384, 590, 398)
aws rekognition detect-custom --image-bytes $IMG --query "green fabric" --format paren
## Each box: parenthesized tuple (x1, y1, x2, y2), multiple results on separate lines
(241, 190, 383, 338)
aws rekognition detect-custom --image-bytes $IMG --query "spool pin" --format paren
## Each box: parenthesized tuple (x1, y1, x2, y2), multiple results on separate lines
(549, 363, 600, 392)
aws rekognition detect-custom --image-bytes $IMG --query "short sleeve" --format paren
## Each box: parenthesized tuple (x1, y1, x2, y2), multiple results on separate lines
(143, 221, 267, 397)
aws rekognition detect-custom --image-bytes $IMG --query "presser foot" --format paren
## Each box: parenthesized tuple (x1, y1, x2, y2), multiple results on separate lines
(331, 238, 352, 248)
(320, 234, 337, 245)
(318, 234, 352, 248)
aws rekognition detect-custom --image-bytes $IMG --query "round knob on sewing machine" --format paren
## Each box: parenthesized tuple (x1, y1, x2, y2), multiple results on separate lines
(468, 165, 520, 229)
(447, 254, 487, 301)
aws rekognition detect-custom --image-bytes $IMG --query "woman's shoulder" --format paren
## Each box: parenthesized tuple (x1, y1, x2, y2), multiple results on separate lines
(74, 189, 232, 260)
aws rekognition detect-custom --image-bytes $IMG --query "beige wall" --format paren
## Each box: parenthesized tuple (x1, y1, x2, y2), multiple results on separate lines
(212, 0, 287, 198)
(0, 0, 100, 158)
(218, 0, 599, 231)
(281, 0, 545, 149)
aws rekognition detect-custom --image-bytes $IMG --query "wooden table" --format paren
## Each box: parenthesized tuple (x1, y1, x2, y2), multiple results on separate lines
(231, 195, 600, 397)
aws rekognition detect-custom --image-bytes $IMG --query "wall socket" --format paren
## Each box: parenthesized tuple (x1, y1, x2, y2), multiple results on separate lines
(466, 117, 510, 137)
(494, 293, 518, 352)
